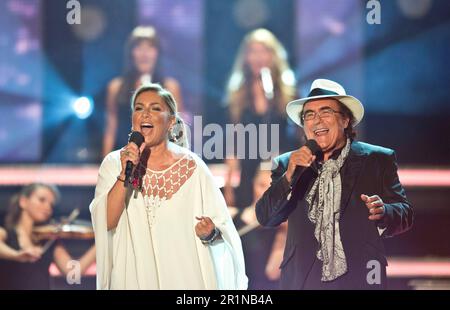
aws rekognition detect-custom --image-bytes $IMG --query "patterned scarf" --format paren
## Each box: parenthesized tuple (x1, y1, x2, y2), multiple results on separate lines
(306, 139, 351, 282)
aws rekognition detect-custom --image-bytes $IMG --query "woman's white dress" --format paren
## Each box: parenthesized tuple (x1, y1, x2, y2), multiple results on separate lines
(90, 144, 247, 289)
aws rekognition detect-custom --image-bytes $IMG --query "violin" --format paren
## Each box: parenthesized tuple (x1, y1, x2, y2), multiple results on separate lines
(33, 220, 94, 241)
(32, 208, 94, 241)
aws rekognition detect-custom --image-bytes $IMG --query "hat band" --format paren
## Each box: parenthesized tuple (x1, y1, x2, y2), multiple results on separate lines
(308, 88, 339, 97)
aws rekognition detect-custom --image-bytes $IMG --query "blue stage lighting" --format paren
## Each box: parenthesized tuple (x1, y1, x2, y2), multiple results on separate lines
(72, 96, 93, 119)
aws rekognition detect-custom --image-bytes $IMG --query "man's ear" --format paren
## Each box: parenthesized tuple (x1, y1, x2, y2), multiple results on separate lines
(343, 116, 350, 129)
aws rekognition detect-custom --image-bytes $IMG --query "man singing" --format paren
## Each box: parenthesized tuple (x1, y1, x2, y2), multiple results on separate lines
(256, 79, 413, 289)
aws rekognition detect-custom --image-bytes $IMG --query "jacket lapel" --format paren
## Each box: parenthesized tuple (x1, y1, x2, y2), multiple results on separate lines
(340, 141, 367, 215)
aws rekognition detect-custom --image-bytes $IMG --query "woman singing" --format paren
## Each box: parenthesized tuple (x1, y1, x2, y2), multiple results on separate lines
(90, 83, 247, 289)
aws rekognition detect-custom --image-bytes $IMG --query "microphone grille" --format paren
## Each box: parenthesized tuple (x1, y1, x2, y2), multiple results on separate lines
(305, 139, 322, 156)
(128, 131, 145, 147)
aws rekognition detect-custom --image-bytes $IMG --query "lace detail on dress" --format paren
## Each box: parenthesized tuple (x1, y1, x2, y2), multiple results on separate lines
(141, 154, 196, 227)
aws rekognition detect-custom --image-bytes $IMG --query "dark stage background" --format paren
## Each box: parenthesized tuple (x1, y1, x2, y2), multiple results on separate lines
(0, 0, 449, 290)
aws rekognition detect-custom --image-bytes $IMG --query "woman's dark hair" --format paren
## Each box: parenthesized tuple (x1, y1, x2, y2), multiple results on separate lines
(4, 183, 60, 230)
(117, 26, 165, 106)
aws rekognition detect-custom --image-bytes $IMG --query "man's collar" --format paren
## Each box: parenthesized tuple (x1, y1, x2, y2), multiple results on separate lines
(319, 139, 353, 162)
(330, 146, 344, 160)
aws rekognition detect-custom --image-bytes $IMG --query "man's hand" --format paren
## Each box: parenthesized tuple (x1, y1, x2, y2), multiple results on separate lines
(285, 146, 317, 183)
(361, 194, 385, 221)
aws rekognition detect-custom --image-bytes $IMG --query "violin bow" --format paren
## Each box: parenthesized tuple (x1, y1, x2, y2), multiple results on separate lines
(41, 208, 80, 254)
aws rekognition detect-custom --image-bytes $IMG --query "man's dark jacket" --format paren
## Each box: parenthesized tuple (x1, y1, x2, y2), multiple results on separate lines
(256, 141, 414, 289)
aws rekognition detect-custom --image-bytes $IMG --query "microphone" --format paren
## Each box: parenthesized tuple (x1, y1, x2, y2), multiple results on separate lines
(290, 139, 323, 190)
(140, 74, 152, 85)
(261, 140, 323, 227)
(260, 67, 274, 100)
(124, 131, 145, 187)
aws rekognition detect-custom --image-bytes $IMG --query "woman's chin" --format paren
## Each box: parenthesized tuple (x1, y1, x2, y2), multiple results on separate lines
(143, 136, 153, 145)
(144, 138, 164, 148)
(34, 215, 50, 224)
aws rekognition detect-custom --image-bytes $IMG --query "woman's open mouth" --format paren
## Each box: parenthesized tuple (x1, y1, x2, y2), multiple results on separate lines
(140, 123, 154, 135)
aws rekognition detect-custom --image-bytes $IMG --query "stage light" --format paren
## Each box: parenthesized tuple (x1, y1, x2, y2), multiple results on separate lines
(72, 96, 93, 119)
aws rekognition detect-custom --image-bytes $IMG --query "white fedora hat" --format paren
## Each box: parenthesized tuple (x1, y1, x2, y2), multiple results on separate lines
(286, 79, 364, 127)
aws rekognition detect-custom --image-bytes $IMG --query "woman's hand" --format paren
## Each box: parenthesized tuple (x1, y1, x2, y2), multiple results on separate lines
(15, 247, 42, 263)
(195, 216, 215, 239)
(119, 141, 146, 177)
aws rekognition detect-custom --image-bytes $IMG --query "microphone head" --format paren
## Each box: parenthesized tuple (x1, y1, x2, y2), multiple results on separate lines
(305, 139, 322, 157)
(140, 74, 152, 85)
(128, 131, 145, 148)
(260, 67, 274, 100)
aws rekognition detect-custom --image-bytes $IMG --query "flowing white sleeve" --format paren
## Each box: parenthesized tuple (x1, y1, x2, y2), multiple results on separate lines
(89, 152, 121, 290)
(198, 160, 248, 290)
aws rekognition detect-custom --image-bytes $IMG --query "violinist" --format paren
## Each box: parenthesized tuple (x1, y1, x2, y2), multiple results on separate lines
(0, 183, 96, 289)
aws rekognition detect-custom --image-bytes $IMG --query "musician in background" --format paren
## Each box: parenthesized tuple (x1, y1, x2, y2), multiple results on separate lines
(230, 167, 287, 289)
(103, 25, 184, 157)
(223, 28, 299, 209)
(0, 183, 96, 289)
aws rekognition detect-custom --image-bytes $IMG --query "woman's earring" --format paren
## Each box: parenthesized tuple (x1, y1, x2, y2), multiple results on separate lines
(170, 128, 178, 142)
